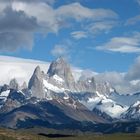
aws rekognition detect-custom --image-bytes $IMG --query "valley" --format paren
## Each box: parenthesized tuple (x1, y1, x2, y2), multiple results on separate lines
(0, 128, 140, 140)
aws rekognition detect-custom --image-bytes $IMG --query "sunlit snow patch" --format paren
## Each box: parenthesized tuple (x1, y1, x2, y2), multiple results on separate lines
(43, 79, 65, 93)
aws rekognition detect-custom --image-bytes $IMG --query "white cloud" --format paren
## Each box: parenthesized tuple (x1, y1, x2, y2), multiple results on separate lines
(12, 1, 59, 33)
(125, 56, 140, 81)
(56, 3, 118, 21)
(96, 32, 140, 53)
(71, 31, 87, 39)
(71, 20, 117, 39)
(87, 20, 117, 35)
(0, 1, 118, 52)
(0, 55, 49, 85)
(0, 6, 39, 52)
(125, 15, 140, 25)
(51, 39, 74, 60)
(0, 55, 82, 86)
(51, 44, 69, 57)
(94, 71, 140, 94)
(12, 1, 118, 32)
(2, 55, 140, 94)
(94, 55, 140, 94)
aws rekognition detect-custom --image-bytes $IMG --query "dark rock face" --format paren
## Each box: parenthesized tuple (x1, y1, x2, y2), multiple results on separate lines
(92, 107, 114, 121)
(0, 90, 26, 114)
(0, 99, 106, 129)
(28, 66, 45, 98)
(0, 84, 9, 92)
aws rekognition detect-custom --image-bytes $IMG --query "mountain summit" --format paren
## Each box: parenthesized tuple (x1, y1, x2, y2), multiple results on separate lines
(47, 57, 75, 82)
(47, 57, 77, 91)
(0, 57, 140, 132)
(28, 66, 45, 98)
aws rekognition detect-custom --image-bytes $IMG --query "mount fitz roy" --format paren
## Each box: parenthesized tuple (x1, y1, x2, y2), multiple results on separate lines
(0, 57, 140, 133)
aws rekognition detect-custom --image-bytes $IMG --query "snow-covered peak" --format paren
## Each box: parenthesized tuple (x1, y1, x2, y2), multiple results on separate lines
(132, 100, 140, 107)
(122, 100, 140, 120)
(94, 98, 128, 118)
(0, 90, 11, 107)
(0, 90, 10, 97)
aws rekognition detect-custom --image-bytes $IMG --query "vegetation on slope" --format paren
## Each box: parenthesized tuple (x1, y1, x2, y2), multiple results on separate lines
(0, 128, 140, 140)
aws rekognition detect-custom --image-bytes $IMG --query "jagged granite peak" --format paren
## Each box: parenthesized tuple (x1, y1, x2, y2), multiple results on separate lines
(78, 76, 96, 93)
(33, 65, 41, 75)
(0, 89, 27, 114)
(47, 57, 76, 90)
(20, 81, 27, 90)
(20, 81, 31, 98)
(28, 66, 45, 98)
(47, 57, 73, 79)
(9, 78, 19, 90)
(96, 81, 115, 96)
(0, 84, 9, 92)
(122, 100, 140, 120)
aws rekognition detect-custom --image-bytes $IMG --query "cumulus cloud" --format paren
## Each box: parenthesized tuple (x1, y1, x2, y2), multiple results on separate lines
(94, 71, 140, 94)
(96, 32, 140, 53)
(0, 7, 39, 32)
(0, 32, 33, 52)
(1, 0, 56, 5)
(2, 54, 140, 94)
(125, 56, 140, 81)
(92, 55, 140, 94)
(0, 55, 49, 85)
(27, 0, 56, 5)
(0, 7, 39, 51)
(0, 0, 118, 52)
(51, 44, 70, 57)
(50, 39, 74, 60)
(79, 69, 97, 81)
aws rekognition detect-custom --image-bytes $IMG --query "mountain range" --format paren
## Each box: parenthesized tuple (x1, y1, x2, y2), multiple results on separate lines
(0, 57, 140, 133)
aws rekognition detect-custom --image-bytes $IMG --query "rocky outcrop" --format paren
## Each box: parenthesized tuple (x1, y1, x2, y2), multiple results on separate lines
(78, 77, 96, 93)
(47, 57, 77, 91)
(28, 66, 45, 98)
(9, 78, 19, 90)
(121, 101, 140, 120)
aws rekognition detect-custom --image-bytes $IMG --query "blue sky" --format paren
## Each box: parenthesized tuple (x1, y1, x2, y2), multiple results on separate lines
(0, 0, 140, 73)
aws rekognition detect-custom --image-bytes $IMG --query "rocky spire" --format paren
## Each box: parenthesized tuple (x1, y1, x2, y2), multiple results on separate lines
(78, 76, 96, 93)
(47, 57, 76, 90)
(20, 81, 27, 90)
(96, 81, 115, 96)
(28, 66, 45, 98)
(9, 78, 19, 90)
